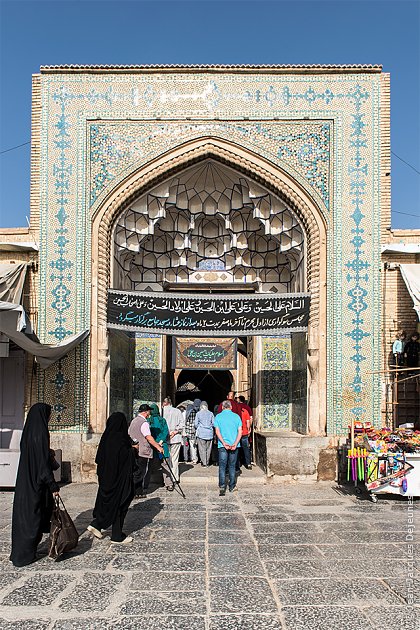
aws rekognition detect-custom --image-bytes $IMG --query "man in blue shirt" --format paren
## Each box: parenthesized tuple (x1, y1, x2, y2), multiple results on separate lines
(214, 400, 242, 495)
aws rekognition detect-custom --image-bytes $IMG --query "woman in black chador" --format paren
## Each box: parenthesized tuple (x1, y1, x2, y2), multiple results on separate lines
(10, 402, 60, 567)
(87, 412, 135, 544)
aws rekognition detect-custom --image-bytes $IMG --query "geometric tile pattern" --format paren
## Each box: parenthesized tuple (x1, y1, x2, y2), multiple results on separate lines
(132, 335, 162, 417)
(35, 70, 383, 435)
(261, 336, 292, 430)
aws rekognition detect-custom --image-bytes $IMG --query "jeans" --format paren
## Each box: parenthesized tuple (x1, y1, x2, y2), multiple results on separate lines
(237, 435, 251, 468)
(218, 447, 238, 491)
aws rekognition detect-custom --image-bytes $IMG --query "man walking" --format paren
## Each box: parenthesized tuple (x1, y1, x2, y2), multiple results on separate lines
(214, 400, 242, 495)
(129, 404, 164, 497)
(162, 397, 184, 482)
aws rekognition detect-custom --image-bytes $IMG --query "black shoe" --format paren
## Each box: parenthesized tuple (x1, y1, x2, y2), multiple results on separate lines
(166, 485, 174, 492)
(219, 487, 226, 496)
(245, 465, 252, 470)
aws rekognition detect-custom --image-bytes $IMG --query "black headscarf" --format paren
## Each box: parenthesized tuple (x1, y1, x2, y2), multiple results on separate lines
(10, 403, 59, 567)
(92, 412, 134, 529)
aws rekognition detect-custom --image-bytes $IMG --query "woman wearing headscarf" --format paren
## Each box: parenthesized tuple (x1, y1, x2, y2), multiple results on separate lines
(10, 403, 60, 567)
(87, 412, 135, 544)
(184, 398, 201, 464)
(194, 401, 214, 467)
(149, 403, 174, 491)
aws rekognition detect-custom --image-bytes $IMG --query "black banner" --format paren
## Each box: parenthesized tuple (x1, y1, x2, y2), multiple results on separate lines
(173, 338, 237, 369)
(107, 290, 310, 336)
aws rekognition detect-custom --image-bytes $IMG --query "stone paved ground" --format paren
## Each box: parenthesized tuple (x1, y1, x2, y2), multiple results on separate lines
(0, 477, 418, 630)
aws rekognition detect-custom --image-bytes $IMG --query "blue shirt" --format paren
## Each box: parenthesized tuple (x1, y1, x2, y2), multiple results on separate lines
(214, 409, 242, 449)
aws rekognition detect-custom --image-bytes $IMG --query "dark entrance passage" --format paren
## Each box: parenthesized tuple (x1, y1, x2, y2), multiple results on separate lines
(175, 369, 233, 411)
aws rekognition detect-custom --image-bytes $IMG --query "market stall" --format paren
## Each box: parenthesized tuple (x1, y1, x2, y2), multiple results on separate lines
(346, 422, 420, 502)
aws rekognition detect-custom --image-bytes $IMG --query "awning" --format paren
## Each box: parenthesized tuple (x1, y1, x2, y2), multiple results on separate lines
(0, 301, 89, 368)
(381, 244, 420, 254)
(0, 242, 39, 252)
(0, 263, 28, 304)
(400, 264, 420, 320)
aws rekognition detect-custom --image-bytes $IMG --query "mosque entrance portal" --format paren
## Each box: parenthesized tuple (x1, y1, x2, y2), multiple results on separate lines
(108, 159, 310, 435)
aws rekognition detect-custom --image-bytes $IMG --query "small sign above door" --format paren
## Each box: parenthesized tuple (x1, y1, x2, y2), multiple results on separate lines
(173, 337, 237, 370)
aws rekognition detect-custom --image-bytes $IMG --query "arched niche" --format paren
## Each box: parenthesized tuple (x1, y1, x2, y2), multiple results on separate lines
(89, 138, 328, 436)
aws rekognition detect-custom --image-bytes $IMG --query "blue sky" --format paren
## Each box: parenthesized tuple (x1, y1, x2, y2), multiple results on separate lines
(0, 0, 419, 229)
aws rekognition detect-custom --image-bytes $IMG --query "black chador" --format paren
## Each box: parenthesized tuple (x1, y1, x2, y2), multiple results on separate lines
(90, 412, 134, 542)
(10, 403, 59, 567)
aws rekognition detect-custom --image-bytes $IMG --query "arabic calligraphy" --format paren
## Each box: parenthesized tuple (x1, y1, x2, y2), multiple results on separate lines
(107, 290, 310, 336)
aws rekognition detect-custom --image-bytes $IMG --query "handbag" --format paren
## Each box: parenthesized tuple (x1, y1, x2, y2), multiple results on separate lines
(48, 496, 79, 560)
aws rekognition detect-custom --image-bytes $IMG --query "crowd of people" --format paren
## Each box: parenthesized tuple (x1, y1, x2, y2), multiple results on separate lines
(10, 392, 253, 563)
(128, 392, 253, 499)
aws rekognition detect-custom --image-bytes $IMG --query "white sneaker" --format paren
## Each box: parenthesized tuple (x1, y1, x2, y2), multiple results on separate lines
(87, 525, 103, 539)
(111, 536, 133, 545)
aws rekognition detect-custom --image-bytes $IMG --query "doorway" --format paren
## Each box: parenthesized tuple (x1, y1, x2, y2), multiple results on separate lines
(175, 369, 233, 411)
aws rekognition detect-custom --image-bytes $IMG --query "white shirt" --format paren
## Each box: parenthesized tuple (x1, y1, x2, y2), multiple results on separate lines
(163, 406, 185, 444)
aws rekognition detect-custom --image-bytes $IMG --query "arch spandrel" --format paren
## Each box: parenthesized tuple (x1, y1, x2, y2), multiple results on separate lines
(90, 138, 327, 436)
(89, 129, 331, 225)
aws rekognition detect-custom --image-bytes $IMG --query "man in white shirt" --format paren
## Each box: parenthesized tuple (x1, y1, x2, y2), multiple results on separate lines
(162, 397, 184, 482)
(129, 404, 163, 498)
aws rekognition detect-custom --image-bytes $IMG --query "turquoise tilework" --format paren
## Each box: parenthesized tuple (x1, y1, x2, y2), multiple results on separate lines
(35, 72, 382, 435)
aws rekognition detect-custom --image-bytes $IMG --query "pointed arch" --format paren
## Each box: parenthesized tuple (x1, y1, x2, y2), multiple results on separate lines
(90, 137, 327, 435)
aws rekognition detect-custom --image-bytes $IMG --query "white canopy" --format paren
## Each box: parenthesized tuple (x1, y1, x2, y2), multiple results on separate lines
(400, 264, 420, 320)
(0, 301, 89, 368)
(0, 263, 28, 304)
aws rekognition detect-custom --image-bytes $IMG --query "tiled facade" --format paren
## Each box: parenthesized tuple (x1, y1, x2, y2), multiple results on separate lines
(28, 66, 389, 437)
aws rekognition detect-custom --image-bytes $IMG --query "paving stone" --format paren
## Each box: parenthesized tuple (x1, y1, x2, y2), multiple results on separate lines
(253, 532, 340, 545)
(0, 540, 11, 554)
(113, 616, 206, 630)
(0, 571, 22, 587)
(316, 543, 405, 559)
(112, 552, 204, 572)
(327, 558, 415, 578)
(209, 530, 253, 545)
(208, 544, 264, 576)
(248, 514, 290, 523)
(363, 605, 420, 630)
(209, 614, 283, 629)
(1, 481, 417, 626)
(265, 558, 331, 578)
(210, 577, 277, 613)
(1, 621, 52, 630)
(383, 577, 420, 605)
(121, 592, 207, 615)
(286, 513, 341, 521)
(258, 544, 324, 559)
(60, 573, 123, 611)
(52, 621, 111, 630)
(208, 514, 247, 529)
(281, 606, 374, 630)
(274, 578, 403, 606)
(130, 571, 205, 591)
(136, 527, 206, 541)
(24, 550, 113, 571)
(118, 540, 205, 554)
(1, 574, 74, 606)
(252, 521, 319, 533)
(334, 530, 417, 544)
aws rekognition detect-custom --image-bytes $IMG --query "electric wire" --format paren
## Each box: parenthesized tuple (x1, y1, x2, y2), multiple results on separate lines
(0, 141, 30, 155)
